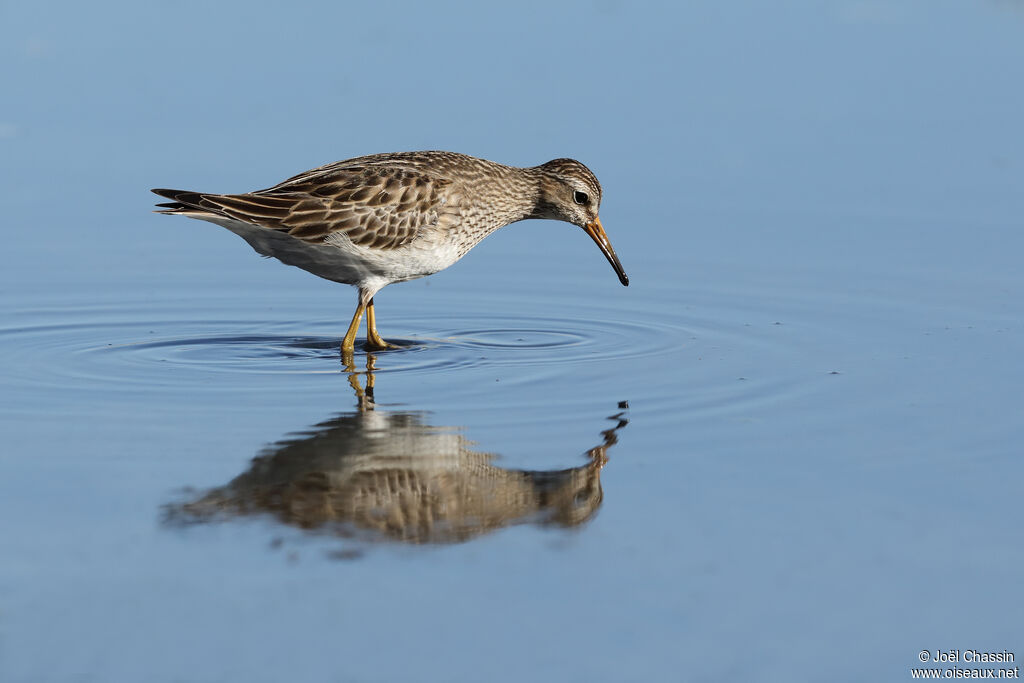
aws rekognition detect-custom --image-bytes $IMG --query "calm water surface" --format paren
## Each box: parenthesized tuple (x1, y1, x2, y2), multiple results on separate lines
(2, 2, 1023, 681)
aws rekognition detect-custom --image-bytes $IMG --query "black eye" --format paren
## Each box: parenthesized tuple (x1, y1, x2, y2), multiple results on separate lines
(573, 190, 589, 206)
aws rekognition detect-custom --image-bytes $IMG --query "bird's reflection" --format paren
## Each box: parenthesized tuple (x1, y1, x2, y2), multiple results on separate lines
(168, 354, 629, 545)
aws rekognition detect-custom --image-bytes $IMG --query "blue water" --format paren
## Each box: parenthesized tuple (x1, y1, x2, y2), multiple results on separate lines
(2, 2, 1023, 681)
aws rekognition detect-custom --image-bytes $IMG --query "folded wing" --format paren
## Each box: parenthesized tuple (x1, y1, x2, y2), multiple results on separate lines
(153, 165, 451, 250)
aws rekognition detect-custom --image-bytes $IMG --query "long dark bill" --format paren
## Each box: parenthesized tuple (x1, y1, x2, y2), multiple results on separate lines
(584, 217, 629, 286)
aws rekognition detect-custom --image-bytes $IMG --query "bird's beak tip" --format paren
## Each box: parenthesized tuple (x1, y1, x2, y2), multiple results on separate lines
(584, 217, 629, 288)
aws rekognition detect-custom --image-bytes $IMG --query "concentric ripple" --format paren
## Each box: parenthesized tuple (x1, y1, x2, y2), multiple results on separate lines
(1, 312, 686, 379)
(1, 285, 837, 423)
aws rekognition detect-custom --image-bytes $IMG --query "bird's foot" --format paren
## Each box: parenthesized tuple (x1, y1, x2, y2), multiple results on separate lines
(364, 338, 398, 351)
(365, 324, 397, 351)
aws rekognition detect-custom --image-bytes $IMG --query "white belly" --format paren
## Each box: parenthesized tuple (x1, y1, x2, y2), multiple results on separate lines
(202, 215, 462, 287)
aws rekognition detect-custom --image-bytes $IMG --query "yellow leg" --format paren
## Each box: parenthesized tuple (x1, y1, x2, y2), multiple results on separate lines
(341, 302, 366, 355)
(365, 298, 397, 350)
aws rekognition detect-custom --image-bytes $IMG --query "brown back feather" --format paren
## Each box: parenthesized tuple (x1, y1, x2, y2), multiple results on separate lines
(154, 165, 452, 250)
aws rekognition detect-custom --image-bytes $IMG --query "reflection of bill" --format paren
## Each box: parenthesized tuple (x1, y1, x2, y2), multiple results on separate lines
(167, 355, 628, 545)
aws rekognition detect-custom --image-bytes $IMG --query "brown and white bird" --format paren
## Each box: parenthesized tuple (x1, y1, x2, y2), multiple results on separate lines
(153, 151, 628, 354)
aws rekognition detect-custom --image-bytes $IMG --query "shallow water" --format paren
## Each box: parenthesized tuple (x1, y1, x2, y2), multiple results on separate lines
(3, 2, 1024, 681)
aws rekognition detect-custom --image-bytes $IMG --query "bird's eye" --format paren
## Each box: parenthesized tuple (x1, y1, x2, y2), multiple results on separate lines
(573, 190, 589, 205)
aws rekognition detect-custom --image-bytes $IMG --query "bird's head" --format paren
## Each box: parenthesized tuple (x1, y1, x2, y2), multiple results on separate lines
(531, 158, 628, 286)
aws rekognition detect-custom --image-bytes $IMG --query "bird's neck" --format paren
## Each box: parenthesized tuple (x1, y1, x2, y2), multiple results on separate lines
(523, 166, 562, 222)
(470, 164, 545, 227)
